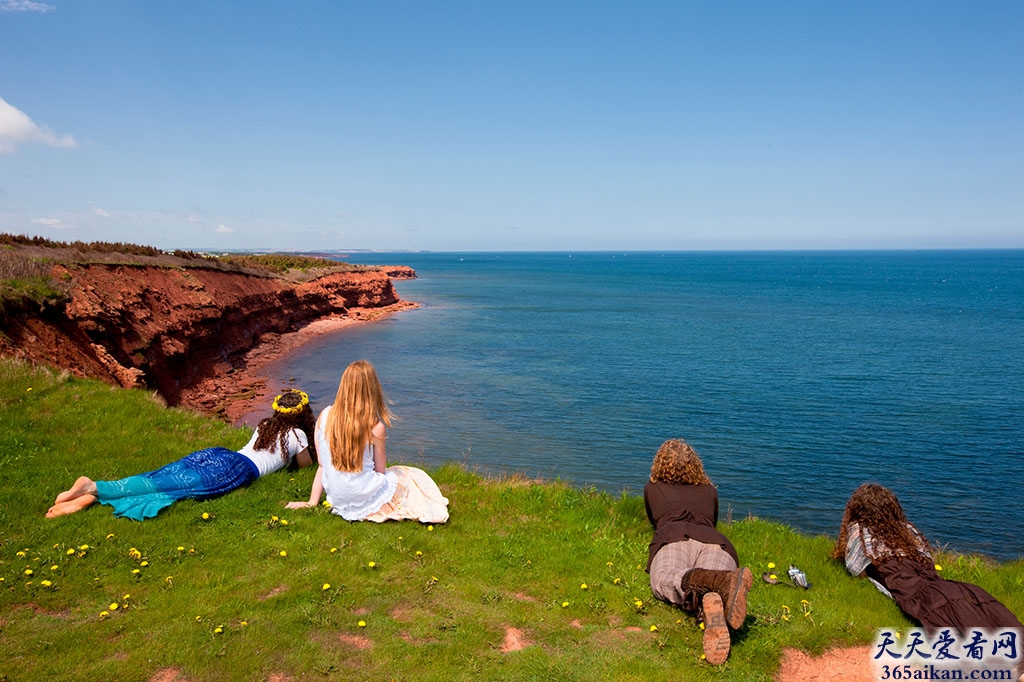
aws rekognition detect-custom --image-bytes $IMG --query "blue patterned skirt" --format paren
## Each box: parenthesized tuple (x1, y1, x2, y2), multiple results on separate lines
(94, 447, 259, 520)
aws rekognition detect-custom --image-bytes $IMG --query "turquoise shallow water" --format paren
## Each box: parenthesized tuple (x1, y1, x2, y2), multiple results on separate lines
(263, 251, 1024, 560)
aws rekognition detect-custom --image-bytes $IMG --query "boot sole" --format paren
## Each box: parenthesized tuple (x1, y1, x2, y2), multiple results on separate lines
(725, 567, 752, 631)
(702, 592, 730, 665)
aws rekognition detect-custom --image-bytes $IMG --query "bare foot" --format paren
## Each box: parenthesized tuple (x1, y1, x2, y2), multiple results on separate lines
(54, 476, 97, 504)
(46, 494, 97, 518)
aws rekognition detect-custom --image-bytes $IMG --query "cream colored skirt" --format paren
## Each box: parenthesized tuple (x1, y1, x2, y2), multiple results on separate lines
(364, 465, 449, 524)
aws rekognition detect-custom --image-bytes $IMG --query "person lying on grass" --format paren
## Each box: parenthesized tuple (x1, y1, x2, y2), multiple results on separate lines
(834, 482, 1023, 633)
(286, 359, 448, 524)
(46, 389, 317, 520)
(644, 438, 752, 666)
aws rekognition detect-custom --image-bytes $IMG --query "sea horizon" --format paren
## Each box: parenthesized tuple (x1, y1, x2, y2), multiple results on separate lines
(261, 250, 1024, 561)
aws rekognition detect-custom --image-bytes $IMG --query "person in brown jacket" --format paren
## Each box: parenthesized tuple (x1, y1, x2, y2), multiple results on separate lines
(644, 438, 752, 665)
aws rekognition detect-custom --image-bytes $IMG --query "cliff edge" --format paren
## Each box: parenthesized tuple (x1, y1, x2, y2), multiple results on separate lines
(1, 252, 416, 418)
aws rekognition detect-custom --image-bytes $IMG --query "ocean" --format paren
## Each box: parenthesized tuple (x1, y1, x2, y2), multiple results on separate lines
(262, 251, 1024, 560)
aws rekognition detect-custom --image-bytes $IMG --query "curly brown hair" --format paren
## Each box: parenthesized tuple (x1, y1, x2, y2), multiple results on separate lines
(649, 439, 713, 486)
(831, 483, 931, 564)
(253, 389, 317, 466)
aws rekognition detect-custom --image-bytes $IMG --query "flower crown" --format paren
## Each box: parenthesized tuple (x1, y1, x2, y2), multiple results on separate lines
(272, 390, 309, 415)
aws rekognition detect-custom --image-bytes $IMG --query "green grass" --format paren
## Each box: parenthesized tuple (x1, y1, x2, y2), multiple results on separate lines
(1, 358, 1022, 681)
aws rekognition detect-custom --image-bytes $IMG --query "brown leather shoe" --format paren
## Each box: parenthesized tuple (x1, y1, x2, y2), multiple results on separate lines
(701, 592, 731, 665)
(681, 567, 752, 630)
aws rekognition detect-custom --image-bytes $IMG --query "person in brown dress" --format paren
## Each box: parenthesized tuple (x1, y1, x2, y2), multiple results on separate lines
(644, 438, 753, 665)
(834, 483, 1023, 634)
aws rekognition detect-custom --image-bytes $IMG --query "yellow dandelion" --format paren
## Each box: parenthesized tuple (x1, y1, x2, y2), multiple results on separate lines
(279, 551, 287, 557)
(606, 561, 613, 566)
(24, 569, 33, 576)
(214, 626, 223, 634)
(767, 562, 776, 569)
(322, 583, 331, 591)
(699, 622, 705, 630)
(195, 616, 202, 621)
(415, 551, 423, 556)
(934, 564, 943, 571)
(132, 569, 140, 575)
(106, 533, 115, 539)
(398, 536, 403, 540)
(769, 574, 778, 581)
(634, 599, 643, 608)
(322, 500, 331, 508)
(701, 654, 706, 660)
(201, 512, 210, 520)
(613, 578, 621, 584)
(561, 601, 569, 608)
(27, 387, 32, 391)
(357, 620, 367, 627)
(368, 561, 376, 568)
(41, 580, 52, 587)
(330, 547, 338, 553)
(427, 525, 434, 531)
(140, 561, 149, 567)
(271, 515, 279, 522)
(16, 551, 25, 558)
(240, 621, 248, 627)
(650, 625, 658, 632)
(50, 565, 58, 571)
(280, 519, 289, 526)
(66, 548, 76, 555)
(79, 544, 89, 550)
(177, 546, 185, 552)
(800, 599, 809, 605)
(122, 593, 130, 601)
(99, 611, 109, 619)
(676, 619, 682, 624)
(109, 603, 119, 611)
(580, 583, 588, 590)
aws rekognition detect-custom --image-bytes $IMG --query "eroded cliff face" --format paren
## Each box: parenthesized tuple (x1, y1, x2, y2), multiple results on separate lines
(0, 263, 416, 413)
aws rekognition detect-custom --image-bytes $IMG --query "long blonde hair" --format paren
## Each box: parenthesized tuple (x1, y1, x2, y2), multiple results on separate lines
(325, 360, 393, 472)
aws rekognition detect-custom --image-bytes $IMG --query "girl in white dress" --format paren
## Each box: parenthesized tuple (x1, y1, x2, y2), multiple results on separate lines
(286, 360, 448, 524)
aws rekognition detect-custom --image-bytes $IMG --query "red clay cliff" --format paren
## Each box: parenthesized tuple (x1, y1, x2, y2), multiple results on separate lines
(0, 259, 416, 420)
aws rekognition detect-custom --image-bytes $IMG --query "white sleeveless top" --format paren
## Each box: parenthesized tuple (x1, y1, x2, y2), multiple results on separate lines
(316, 406, 397, 521)
(237, 427, 308, 478)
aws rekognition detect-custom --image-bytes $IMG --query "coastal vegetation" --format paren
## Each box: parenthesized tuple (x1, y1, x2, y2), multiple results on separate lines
(2, 358, 1022, 681)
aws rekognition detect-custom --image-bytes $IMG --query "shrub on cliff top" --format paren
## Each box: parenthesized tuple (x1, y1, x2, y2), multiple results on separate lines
(217, 253, 357, 274)
(0, 249, 68, 314)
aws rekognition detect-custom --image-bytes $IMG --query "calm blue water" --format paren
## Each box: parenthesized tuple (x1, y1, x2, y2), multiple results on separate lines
(263, 251, 1024, 560)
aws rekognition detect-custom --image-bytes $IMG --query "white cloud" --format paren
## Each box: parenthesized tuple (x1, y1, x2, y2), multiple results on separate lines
(91, 204, 111, 217)
(186, 215, 198, 223)
(214, 224, 235, 234)
(0, 95, 77, 154)
(31, 216, 73, 229)
(0, 0, 56, 12)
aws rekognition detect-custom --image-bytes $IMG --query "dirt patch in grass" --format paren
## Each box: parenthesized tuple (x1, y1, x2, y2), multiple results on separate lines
(500, 627, 533, 653)
(149, 668, 192, 682)
(257, 585, 289, 601)
(337, 633, 373, 650)
(775, 646, 875, 682)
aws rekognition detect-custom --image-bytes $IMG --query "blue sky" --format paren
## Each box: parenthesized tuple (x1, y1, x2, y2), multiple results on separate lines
(1, 1, 1022, 252)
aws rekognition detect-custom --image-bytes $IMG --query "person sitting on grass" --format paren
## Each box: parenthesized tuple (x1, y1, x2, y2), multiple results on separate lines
(46, 389, 317, 520)
(286, 359, 448, 524)
(644, 438, 752, 665)
(833, 482, 1023, 633)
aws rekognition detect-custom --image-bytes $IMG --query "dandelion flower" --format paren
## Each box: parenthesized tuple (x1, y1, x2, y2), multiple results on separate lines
(201, 512, 210, 520)
(195, 616, 202, 621)
(279, 551, 287, 557)
(699, 622, 705, 630)
(214, 626, 223, 634)
(767, 562, 776, 569)
(24, 569, 33, 576)
(322, 583, 331, 591)
(321, 500, 331, 508)
(561, 601, 569, 608)
(109, 603, 119, 611)
(106, 533, 115, 539)
(934, 564, 943, 571)
(123, 594, 130, 601)
(240, 621, 248, 627)
(41, 580, 52, 587)
(357, 620, 367, 627)
(132, 569, 140, 575)
(280, 519, 289, 526)
(650, 625, 658, 632)
(271, 516, 279, 522)
(16, 551, 26, 558)
(701, 654, 707, 660)
(427, 525, 434, 531)
(367, 561, 376, 568)
(177, 546, 185, 552)
(580, 583, 588, 590)
(140, 561, 149, 567)
(606, 561, 613, 566)
(99, 611, 109, 619)
(769, 574, 778, 581)
(613, 578, 621, 585)
(79, 544, 89, 550)
(398, 536, 403, 541)
(50, 565, 58, 571)
(415, 551, 423, 557)
(66, 549, 76, 556)
(330, 547, 338, 553)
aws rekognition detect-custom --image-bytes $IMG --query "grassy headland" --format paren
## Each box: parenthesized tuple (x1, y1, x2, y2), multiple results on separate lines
(1, 358, 1022, 681)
